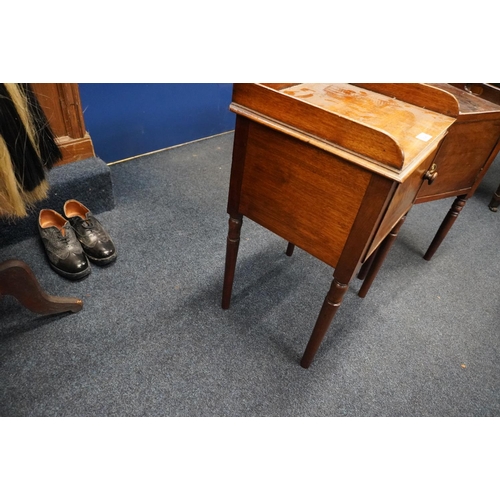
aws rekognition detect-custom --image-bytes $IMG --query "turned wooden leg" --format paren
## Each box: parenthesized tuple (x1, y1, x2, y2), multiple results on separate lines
(424, 195, 467, 261)
(357, 248, 378, 281)
(285, 242, 295, 257)
(358, 213, 408, 298)
(221, 214, 243, 310)
(300, 277, 349, 368)
(0, 259, 83, 315)
(489, 183, 500, 212)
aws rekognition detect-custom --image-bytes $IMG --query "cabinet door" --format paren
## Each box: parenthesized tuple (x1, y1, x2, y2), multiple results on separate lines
(366, 150, 439, 258)
(415, 118, 500, 202)
(30, 83, 95, 166)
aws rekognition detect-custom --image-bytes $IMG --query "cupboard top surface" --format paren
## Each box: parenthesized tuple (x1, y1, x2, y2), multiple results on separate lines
(429, 83, 500, 115)
(232, 83, 455, 173)
(282, 83, 452, 153)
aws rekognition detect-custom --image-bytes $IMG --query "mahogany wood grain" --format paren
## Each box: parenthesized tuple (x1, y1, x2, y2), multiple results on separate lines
(466, 134, 500, 200)
(284, 84, 453, 170)
(448, 84, 500, 217)
(365, 152, 438, 258)
(222, 84, 453, 367)
(431, 83, 500, 116)
(333, 173, 396, 284)
(231, 84, 402, 169)
(449, 83, 500, 106)
(226, 118, 250, 215)
(355, 83, 500, 295)
(415, 119, 500, 202)
(352, 83, 460, 117)
(231, 84, 453, 171)
(414, 86, 500, 256)
(238, 120, 373, 269)
(0, 260, 83, 314)
(353, 83, 500, 203)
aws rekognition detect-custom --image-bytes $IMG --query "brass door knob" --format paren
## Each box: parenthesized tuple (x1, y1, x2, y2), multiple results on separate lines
(424, 164, 438, 185)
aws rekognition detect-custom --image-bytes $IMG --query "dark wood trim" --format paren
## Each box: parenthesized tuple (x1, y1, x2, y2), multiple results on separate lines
(334, 173, 395, 284)
(226, 116, 250, 214)
(30, 83, 95, 166)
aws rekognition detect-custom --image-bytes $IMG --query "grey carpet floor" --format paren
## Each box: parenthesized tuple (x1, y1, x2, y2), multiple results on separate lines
(1, 132, 499, 417)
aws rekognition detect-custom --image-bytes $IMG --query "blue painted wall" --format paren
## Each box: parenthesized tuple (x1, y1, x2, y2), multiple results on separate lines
(78, 83, 235, 164)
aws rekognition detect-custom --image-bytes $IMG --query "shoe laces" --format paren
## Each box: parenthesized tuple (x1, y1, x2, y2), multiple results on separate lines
(57, 229, 70, 244)
(81, 217, 96, 230)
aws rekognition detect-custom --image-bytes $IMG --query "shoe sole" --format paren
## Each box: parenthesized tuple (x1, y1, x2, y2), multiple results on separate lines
(49, 262, 91, 280)
(87, 252, 117, 266)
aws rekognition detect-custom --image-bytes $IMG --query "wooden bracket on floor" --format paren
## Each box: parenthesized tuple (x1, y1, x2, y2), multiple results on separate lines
(0, 259, 83, 315)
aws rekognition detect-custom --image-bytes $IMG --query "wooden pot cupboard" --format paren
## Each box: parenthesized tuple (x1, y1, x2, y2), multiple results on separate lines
(449, 83, 500, 212)
(355, 83, 500, 297)
(221, 83, 500, 368)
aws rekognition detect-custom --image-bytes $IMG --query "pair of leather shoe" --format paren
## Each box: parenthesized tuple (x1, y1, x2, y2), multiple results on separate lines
(38, 200, 117, 280)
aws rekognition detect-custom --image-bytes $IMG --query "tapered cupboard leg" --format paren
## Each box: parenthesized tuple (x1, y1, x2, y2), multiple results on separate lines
(0, 259, 83, 315)
(357, 249, 377, 281)
(424, 195, 467, 261)
(221, 215, 243, 310)
(285, 242, 295, 257)
(489, 183, 500, 212)
(358, 213, 408, 298)
(300, 277, 349, 368)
